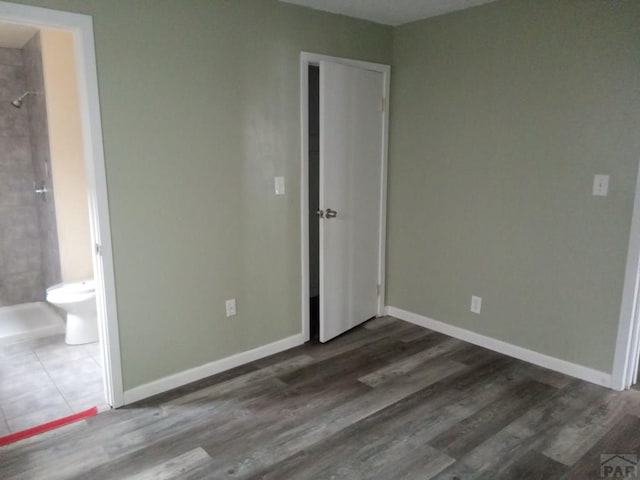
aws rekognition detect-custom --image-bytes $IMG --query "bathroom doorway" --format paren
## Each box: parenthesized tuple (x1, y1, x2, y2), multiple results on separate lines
(0, 24, 105, 436)
(0, 2, 123, 438)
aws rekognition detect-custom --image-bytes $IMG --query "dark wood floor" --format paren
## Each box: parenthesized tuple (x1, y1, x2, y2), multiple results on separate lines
(1, 317, 639, 479)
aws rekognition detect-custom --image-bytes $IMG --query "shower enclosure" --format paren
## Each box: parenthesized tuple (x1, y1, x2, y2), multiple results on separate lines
(0, 33, 63, 343)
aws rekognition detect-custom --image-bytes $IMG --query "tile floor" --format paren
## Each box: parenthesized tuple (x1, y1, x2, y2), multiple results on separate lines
(0, 334, 106, 435)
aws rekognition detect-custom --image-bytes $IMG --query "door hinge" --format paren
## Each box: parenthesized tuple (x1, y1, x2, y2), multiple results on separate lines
(381, 97, 385, 112)
(95, 243, 102, 256)
(377, 284, 382, 297)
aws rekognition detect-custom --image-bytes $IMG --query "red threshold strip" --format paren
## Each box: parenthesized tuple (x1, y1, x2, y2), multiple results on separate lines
(0, 406, 98, 446)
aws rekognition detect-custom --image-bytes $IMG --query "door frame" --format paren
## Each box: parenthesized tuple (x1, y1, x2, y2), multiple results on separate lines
(299, 52, 390, 342)
(0, 2, 124, 407)
(612, 159, 640, 390)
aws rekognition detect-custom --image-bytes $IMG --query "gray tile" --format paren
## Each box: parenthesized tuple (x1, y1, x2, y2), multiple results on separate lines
(0, 270, 44, 305)
(0, 205, 40, 238)
(27, 104, 49, 140)
(21, 31, 60, 291)
(29, 129, 50, 161)
(6, 401, 73, 433)
(44, 372, 104, 411)
(0, 47, 23, 66)
(0, 369, 56, 400)
(56, 371, 104, 393)
(0, 135, 33, 172)
(83, 342, 103, 366)
(26, 333, 65, 350)
(0, 64, 26, 100)
(0, 351, 42, 375)
(0, 102, 29, 136)
(0, 331, 103, 435)
(23, 35, 49, 142)
(23, 34, 44, 91)
(0, 170, 40, 208)
(0, 30, 59, 308)
(82, 342, 101, 356)
(65, 385, 105, 413)
(44, 361, 103, 396)
(3, 237, 43, 274)
(0, 340, 34, 360)
(30, 145, 49, 179)
(36, 345, 93, 371)
(0, 384, 69, 420)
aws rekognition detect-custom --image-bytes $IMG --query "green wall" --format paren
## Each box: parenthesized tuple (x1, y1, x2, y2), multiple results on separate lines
(387, 0, 640, 372)
(8, 0, 639, 390)
(11, 0, 392, 390)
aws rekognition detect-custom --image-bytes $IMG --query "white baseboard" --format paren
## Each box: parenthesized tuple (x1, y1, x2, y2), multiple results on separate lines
(385, 306, 612, 389)
(123, 333, 305, 405)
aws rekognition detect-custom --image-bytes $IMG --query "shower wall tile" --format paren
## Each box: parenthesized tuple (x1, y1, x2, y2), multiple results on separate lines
(0, 171, 37, 206)
(0, 271, 44, 306)
(23, 33, 61, 290)
(28, 94, 49, 140)
(30, 136, 50, 176)
(0, 136, 33, 173)
(0, 198, 45, 301)
(0, 44, 50, 306)
(0, 64, 26, 101)
(2, 207, 43, 276)
(0, 47, 23, 67)
(0, 103, 30, 137)
(3, 239, 42, 275)
(0, 205, 41, 239)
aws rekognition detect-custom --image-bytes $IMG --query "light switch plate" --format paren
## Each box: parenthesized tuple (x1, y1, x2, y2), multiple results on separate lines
(275, 176, 285, 195)
(593, 174, 609, 197)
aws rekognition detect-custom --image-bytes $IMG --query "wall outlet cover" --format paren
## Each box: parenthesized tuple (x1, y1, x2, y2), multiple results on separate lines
(471, 296, 482, 314)
(275, 176, 286, 195)
(225, 298, 237, 317)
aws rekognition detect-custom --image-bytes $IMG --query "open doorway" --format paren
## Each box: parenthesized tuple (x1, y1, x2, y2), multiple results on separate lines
(0, 25, 108, 435)
(0, 2, 123, 435)
(308, 65, 320, 342)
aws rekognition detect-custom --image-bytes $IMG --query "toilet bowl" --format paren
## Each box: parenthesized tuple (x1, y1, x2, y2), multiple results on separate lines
(46, 280, 98, 345)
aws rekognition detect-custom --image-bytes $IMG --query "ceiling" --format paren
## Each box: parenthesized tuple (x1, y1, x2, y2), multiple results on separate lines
(0, 21, 37, 48)
(280, 0, 499, 26)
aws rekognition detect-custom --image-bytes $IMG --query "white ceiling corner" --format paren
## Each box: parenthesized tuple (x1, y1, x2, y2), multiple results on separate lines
(279, 0, 499, 26)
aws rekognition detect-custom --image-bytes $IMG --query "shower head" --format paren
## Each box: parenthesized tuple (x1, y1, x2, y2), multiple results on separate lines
(10, 91, 36, 109)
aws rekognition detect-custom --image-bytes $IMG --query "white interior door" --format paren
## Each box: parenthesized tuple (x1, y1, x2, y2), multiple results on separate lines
(319, 60, 384, 343)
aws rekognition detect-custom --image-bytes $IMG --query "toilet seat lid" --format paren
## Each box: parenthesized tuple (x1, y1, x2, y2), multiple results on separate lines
(47, 279, 95, 295)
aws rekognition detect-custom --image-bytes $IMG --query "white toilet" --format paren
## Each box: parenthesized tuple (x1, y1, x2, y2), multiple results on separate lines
(46, 279, 98, 345)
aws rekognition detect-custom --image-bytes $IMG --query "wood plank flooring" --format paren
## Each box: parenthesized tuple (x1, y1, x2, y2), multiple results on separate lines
(1, 316, 639, 479)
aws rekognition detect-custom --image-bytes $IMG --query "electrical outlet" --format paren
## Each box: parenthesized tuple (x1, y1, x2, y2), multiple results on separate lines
(225, 298, 237, 317)
(274, 176, 285, 195)
(470, 296, 482, 314)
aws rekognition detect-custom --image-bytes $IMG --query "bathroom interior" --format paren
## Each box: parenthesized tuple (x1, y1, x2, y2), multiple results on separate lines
(0, 22, 105, 436)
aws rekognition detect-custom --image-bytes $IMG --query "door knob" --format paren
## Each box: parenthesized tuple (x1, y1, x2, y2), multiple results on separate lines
(316, 209, 338, 219)
(325, 208, 337, 218)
